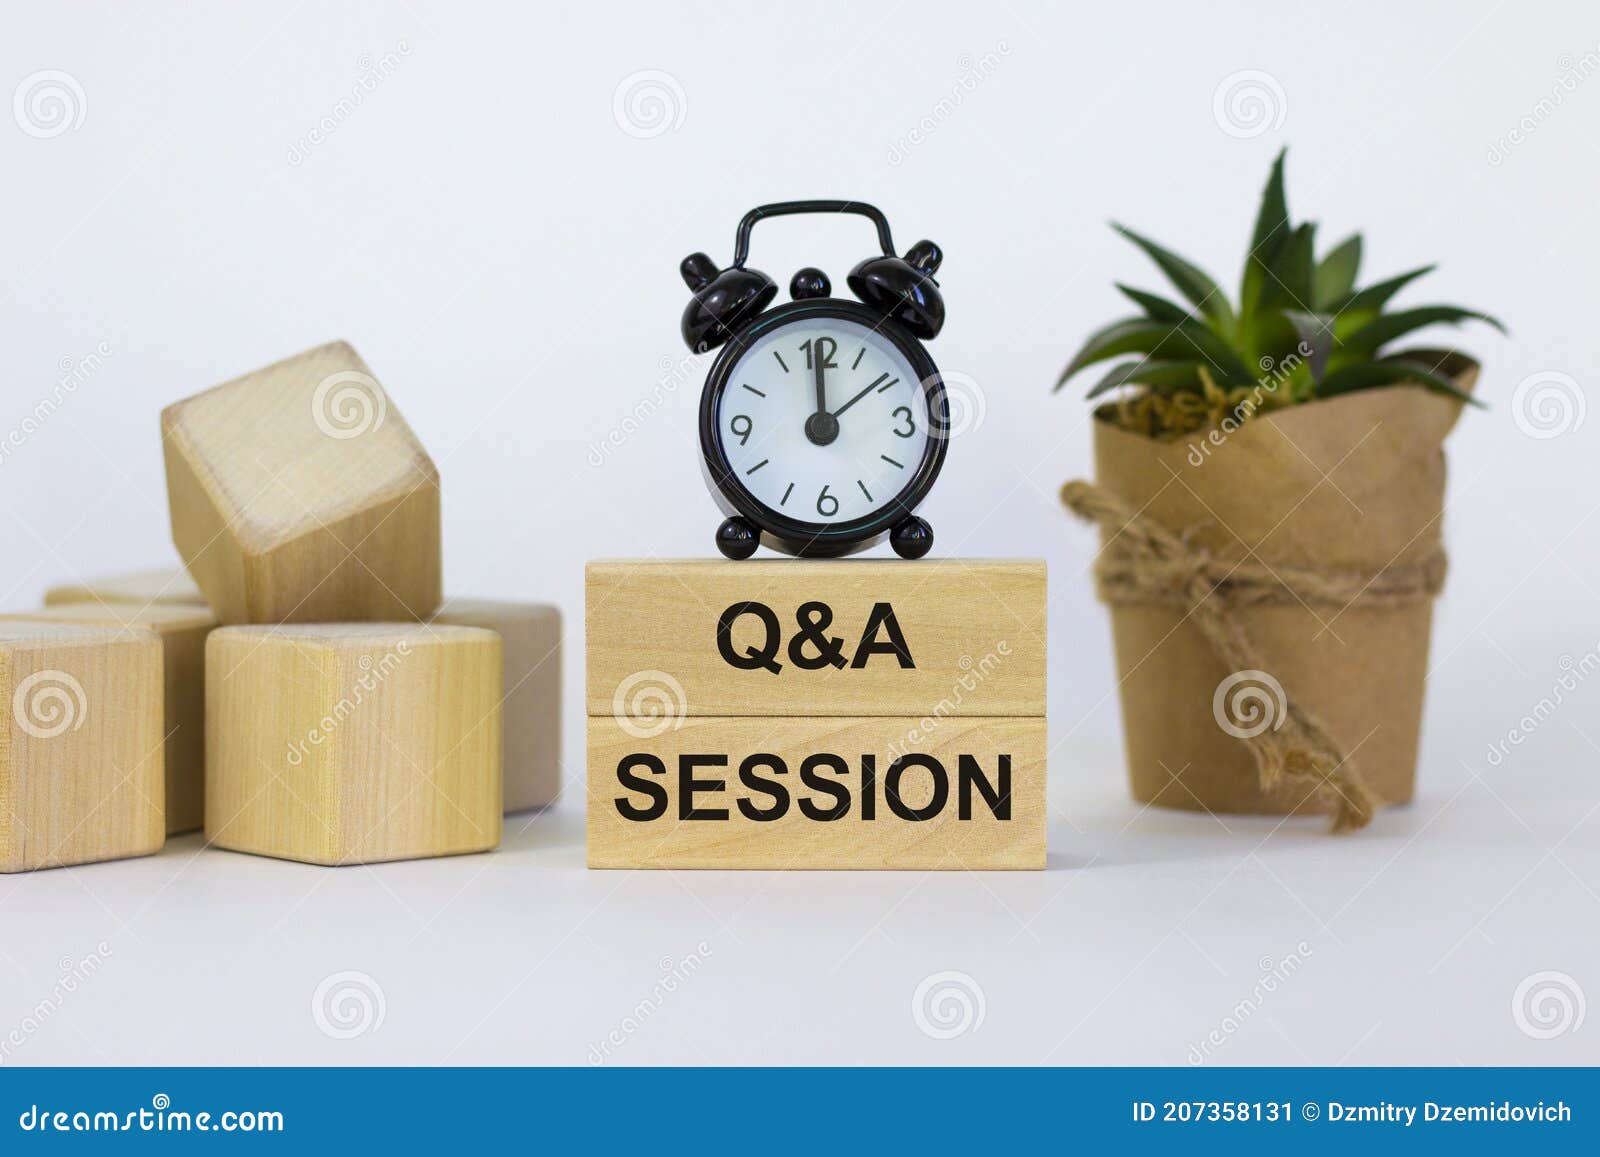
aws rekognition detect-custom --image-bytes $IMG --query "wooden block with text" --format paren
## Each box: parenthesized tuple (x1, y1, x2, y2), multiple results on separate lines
(586, 559, 1047, 869)
(434, 598, 562, 812)
(1, 623, 165, 872)
(1, 603, 216, 834)
(162, 341, 442, 625)
(44, 568, 207, 609)
(206, 624, 502, 865)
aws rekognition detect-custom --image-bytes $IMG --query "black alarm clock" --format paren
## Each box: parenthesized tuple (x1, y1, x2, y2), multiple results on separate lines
(679, 200, 950, 560)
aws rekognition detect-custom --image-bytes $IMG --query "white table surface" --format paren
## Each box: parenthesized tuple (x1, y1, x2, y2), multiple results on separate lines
(3, 732, 1595, 1068)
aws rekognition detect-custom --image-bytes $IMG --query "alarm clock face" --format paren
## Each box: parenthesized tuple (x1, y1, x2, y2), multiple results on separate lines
(703, 302, 946, 545)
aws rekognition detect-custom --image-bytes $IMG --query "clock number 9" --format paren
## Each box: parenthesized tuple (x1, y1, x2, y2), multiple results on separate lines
(729, 414, 753, 445)
(816, 485, 839, 517)
(892, 406, 916, 438)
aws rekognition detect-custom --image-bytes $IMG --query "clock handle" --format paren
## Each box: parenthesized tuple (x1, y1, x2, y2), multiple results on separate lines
(731, 201, 896, 268)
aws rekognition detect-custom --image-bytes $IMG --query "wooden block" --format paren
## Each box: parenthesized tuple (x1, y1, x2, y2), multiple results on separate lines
(433, 598, 561, 812)
(206, 624, 502, 865)
(1, 603, 216, 834)
(44, 568, 207, 609)
(162, 341, 442, 625)
(1, 623, 164, 872)
(586, 559, 1046, 717)
(587, 715, 1046, 870)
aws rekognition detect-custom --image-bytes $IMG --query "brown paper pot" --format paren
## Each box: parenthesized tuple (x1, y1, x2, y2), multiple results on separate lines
(1091, 353, 1476, 820)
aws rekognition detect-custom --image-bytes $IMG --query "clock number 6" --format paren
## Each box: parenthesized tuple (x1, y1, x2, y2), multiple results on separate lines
(816, 485, 839, 517)
(892, 406, 916, 438)
(729, 414, 753, 445)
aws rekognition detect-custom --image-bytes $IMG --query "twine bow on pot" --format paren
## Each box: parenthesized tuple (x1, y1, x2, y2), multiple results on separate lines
(1061, 480, 1448, 833)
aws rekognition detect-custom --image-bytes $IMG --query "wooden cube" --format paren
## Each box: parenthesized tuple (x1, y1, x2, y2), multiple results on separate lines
(1, 623, 165, 872)
(1, 603, 216, 834)
(162, 341, 441, 625)
(586, 559, 1048, 870)
(588, 714, 1047, 870)
(206, 624, 502, 865)
(586, 559, 1046, 716)
(44, 567, 207, 609)
(433, 599, 562, 812)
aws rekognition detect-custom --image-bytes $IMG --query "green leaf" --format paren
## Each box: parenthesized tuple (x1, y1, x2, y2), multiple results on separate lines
(1115, 283, 1192, 324)
(1314, 234, 1362, 309)
(1266, 222, 1317, 308)
(1111, 223, 1234, 332)
(1333, 264, 1435, 316)
(1341, 305, 1507, 356)
(1055, 318, 1253, 390)
(1240, 148, 1290, 320)
(1085, 359, 1204, 399)
(1317, 357, 1484, 406)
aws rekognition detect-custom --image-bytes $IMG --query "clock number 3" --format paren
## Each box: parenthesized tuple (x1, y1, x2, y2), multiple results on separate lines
(891, 406, 916, 438)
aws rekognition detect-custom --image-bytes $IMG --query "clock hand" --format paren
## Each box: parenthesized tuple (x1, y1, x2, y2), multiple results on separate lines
(802, 337, 841, 446)
(831, 373, 891, 419)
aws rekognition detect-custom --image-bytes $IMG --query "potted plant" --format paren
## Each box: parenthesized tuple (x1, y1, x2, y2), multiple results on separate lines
(1056, 150, 1502, 831)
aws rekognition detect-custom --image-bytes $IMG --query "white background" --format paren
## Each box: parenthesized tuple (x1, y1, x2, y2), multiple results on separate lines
(1, 0, 1596, 1066)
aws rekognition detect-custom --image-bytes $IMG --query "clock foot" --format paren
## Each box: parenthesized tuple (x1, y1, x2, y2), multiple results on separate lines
(890, 516, 933, 560)
(715, 517, 761, 560)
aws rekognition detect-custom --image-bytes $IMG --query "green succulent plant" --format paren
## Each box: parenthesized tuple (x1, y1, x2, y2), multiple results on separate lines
(1055, 149, 1504, 439)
